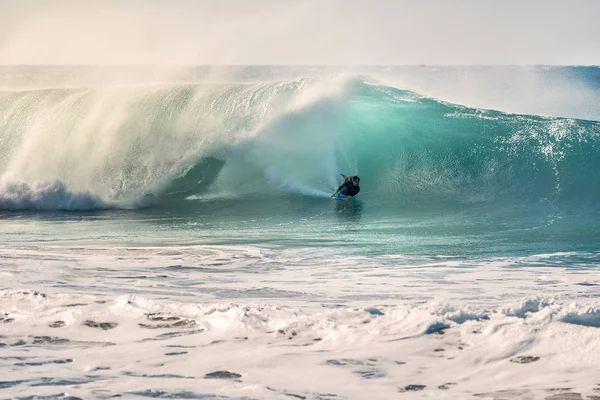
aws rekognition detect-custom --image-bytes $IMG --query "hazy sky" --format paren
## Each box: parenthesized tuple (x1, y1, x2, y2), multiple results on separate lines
(0, 0, 598, 65)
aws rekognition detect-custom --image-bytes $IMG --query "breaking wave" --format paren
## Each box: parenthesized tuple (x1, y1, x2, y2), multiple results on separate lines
(1, 76, 599, 211)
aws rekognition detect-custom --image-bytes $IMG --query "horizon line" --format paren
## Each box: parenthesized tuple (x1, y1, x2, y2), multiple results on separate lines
(0, 63, 599, 68)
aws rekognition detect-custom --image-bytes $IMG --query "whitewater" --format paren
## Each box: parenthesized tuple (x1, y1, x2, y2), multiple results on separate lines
(1, 66, 600, 400)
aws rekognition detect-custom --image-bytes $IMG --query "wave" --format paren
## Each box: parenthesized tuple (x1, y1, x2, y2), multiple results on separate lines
(1, 76, 599, 211)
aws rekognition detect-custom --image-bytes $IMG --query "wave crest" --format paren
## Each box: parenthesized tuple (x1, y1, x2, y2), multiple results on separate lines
(1, 77, 600, 211)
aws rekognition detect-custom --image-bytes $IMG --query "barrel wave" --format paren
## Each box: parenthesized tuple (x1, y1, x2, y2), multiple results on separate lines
(1, 77, 599, 211)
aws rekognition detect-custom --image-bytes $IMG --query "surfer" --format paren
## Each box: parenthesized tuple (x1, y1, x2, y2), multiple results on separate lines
(332, 175, 360, 199)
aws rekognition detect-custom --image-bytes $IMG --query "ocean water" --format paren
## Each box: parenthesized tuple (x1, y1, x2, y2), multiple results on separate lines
(1, 66, 600, 399)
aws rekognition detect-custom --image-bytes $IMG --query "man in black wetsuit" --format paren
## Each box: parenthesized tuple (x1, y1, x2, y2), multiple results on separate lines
(333, 175, 360, 198)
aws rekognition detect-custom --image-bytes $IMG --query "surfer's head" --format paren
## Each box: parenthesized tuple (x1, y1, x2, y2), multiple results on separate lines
(353, 176, 360, 186)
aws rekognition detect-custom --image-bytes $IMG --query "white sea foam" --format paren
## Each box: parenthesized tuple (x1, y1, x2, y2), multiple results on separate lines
(0, 178, 110, 211)
(1, 245, 599, 399)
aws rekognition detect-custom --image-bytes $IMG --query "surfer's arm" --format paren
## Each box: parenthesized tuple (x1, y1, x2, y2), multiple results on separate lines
(336, 181, 348, 192)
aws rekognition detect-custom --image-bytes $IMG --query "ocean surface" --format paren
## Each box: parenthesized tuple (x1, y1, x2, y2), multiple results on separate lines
(1, 66, 600, 399)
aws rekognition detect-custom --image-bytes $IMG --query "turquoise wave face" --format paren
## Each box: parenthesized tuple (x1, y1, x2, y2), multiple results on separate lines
(342, 82, 600, 207)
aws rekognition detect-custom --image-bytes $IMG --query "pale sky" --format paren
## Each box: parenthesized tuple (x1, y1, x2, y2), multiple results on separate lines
(0, 0, 598, 65)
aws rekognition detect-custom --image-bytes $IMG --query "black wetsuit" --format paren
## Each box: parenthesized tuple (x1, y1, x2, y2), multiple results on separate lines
(337, 180, 360, 197)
